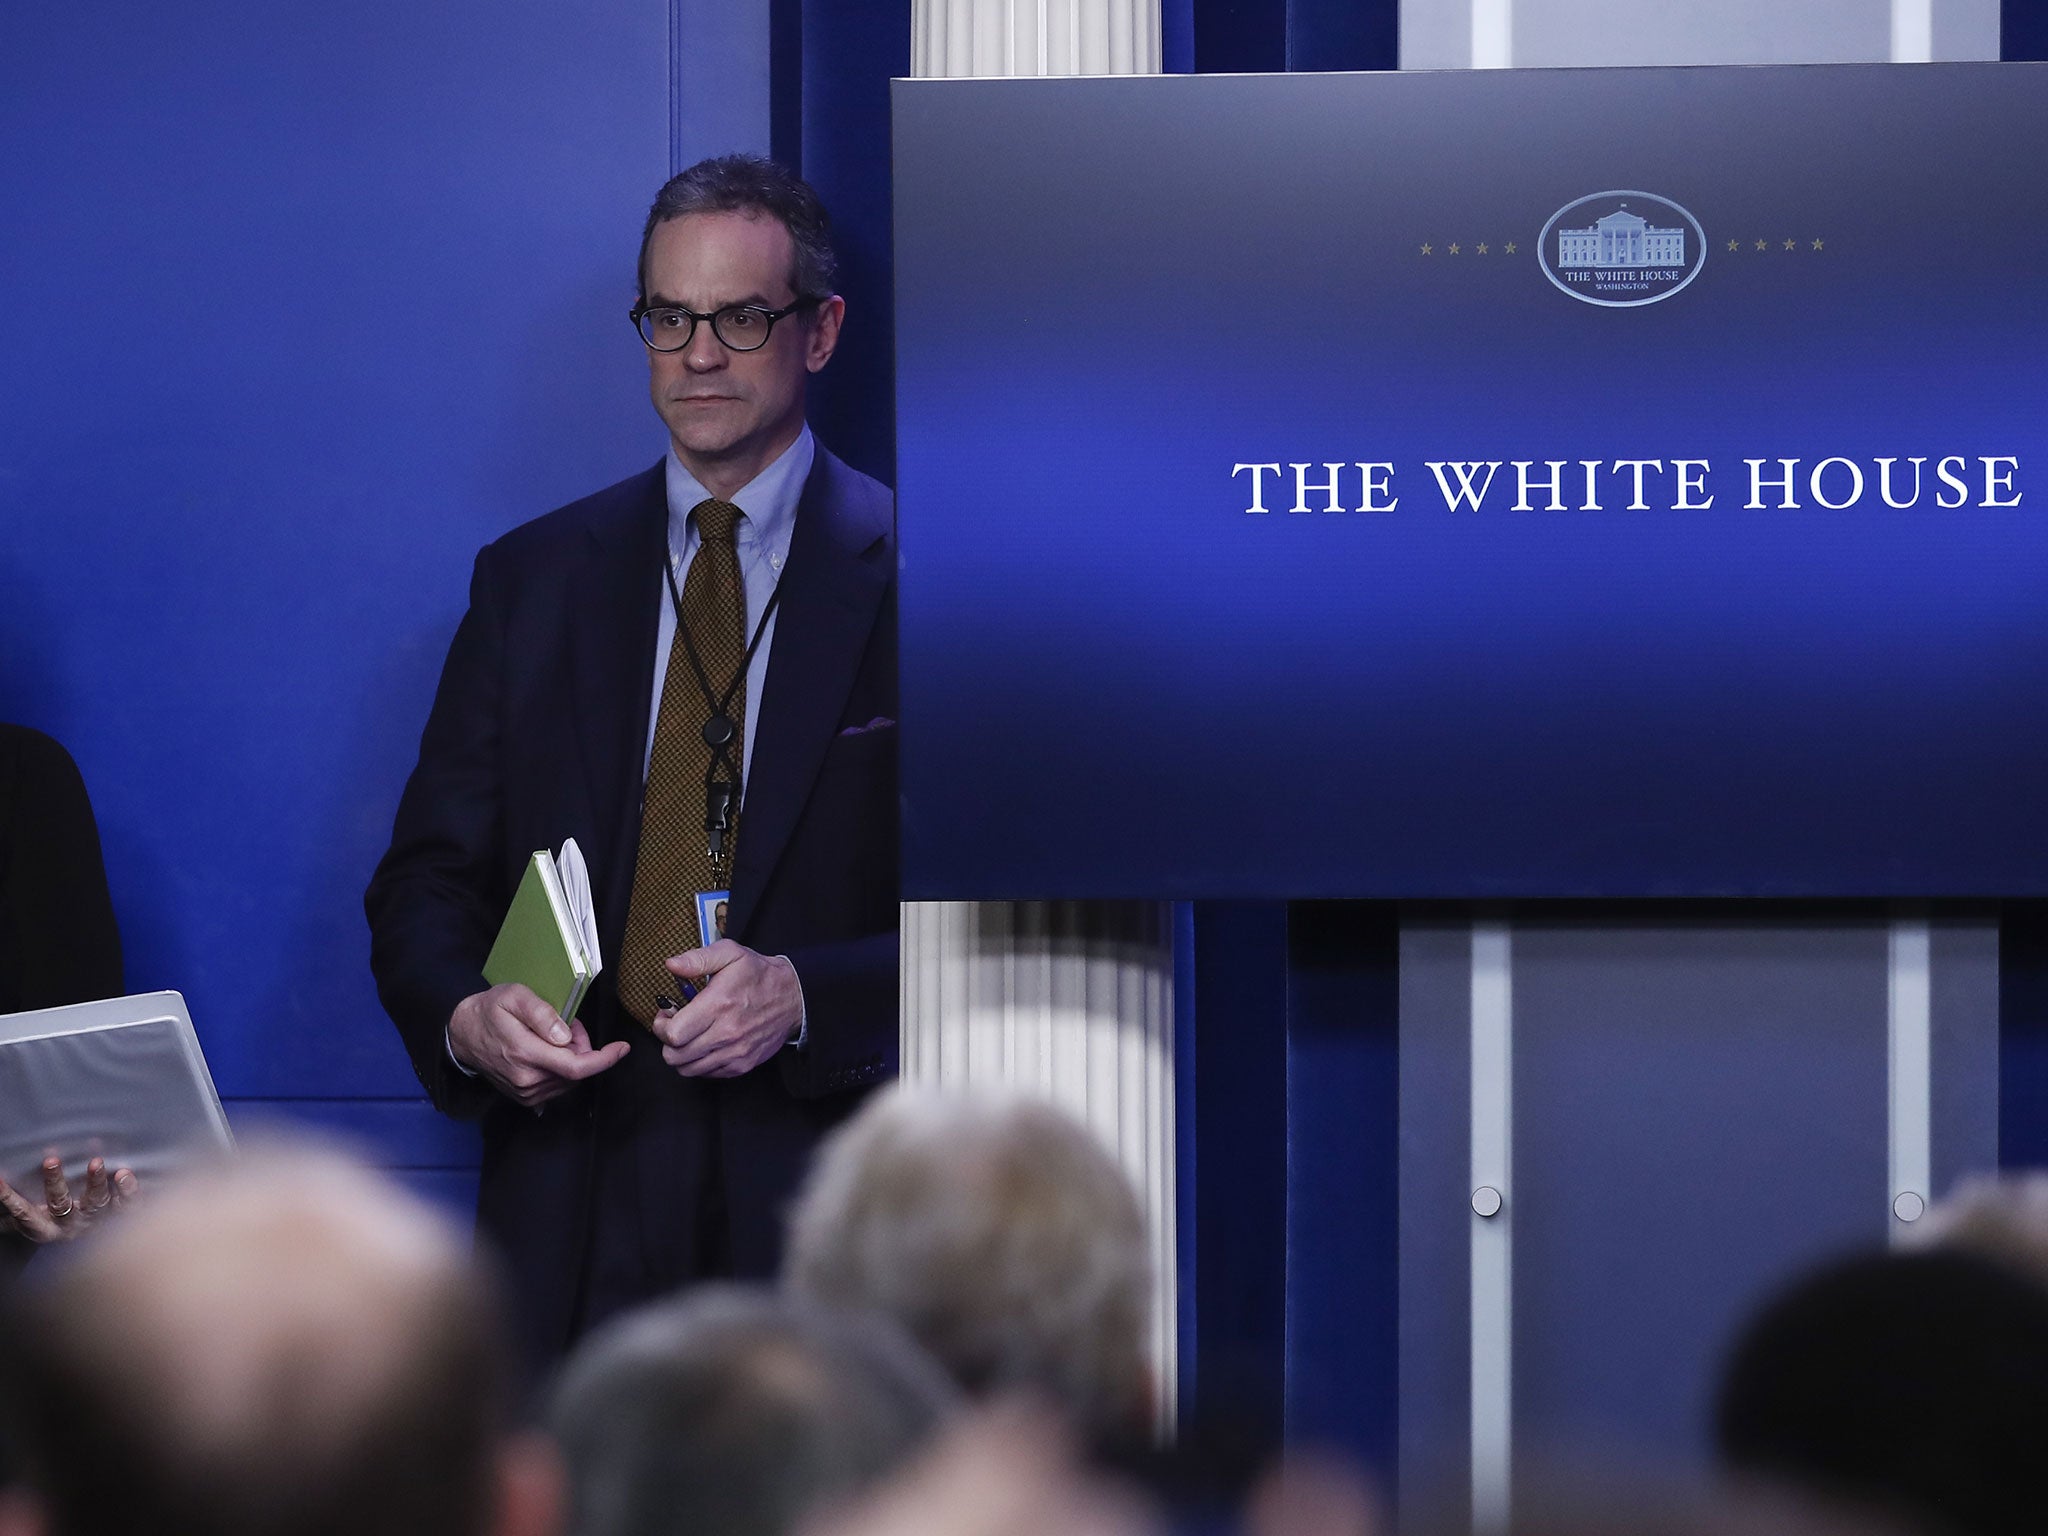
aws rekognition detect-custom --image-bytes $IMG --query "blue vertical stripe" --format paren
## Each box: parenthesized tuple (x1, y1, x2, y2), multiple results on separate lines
(1176, 0, 1399, 73)
(2004, 4, 2048, 60)
(2001, 904, 2048, 1167)
(1284, 902, 1401, 1477)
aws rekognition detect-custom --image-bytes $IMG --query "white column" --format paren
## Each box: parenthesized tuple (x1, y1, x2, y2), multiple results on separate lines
(912, 0, 1161, 77)
(902, 0, 1174, 1428)
(1470, 0, 1513, 68)
(1468, 922, 1513, 1531)
(1891, 0, 1934, 62)
(1888, 912, 1933, 1237)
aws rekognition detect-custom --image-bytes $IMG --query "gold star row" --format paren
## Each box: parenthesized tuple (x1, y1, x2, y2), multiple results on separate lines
(1417, 237, 1828, 256)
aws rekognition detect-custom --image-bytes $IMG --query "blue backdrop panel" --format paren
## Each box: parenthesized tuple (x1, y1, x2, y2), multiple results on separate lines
(1282, 902, 1399, 1474)
(2, 1, 668, 1111)
(1180, 900, 1399, 1479)
(1184, 902, 1290, 1459)
(1508, 917, 1888, 1468)
(797, 0, 910, 489)
(894, 65, 2048, 900)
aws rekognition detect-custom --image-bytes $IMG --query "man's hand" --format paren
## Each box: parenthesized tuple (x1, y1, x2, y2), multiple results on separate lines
(0, 1152, 139, 1244)
(448, 983, 629, 1108)
(653, 941, 801, 1078)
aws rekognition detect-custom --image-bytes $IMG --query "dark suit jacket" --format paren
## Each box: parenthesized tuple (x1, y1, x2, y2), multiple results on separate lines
(0, 724, 124, 1018)
(1, 724, 126, 1286)
(365, 446, 896, 1362)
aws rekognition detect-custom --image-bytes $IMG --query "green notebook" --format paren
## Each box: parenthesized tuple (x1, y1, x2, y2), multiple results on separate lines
(482, 839, 602, 1021)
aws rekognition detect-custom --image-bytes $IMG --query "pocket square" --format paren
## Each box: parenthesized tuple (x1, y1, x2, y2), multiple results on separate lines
(837, 716, 896, 738)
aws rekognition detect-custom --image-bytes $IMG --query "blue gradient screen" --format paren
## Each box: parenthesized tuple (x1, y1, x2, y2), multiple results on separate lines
(893, 65, 2048, 898)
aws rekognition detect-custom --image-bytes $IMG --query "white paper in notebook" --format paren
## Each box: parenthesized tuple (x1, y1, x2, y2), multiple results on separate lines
(556, 837, 602, 976)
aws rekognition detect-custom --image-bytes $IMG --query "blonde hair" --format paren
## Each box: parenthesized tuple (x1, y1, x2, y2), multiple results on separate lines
(784, 1086, 1151, 1442)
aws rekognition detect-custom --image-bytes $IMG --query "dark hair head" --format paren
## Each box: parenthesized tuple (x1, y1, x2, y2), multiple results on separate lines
(637, 154, 838, 306)
(1716, 1247, 2048, 1536)
(550, 1285, 956, 1536)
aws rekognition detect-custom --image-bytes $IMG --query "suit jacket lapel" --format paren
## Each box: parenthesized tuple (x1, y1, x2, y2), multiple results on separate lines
(730, 450, 891, 932)
(570, 464, 668, 952)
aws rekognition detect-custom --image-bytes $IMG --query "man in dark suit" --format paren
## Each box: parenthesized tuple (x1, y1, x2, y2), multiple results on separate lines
(365, 155, 896, 1365)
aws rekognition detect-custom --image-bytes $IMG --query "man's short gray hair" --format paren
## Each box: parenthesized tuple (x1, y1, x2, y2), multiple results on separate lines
(783, 1086, 1153, 1443)
(637, 153, 838, 306)
(549, 1285, 955, 1536)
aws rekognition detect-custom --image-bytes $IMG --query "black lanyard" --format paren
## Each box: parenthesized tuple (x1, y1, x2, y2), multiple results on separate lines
(663, 544, 784, 869)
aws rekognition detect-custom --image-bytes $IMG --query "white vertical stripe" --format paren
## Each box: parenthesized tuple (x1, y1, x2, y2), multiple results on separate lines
(1889, 915, 1933, 1240)
(1470, 921, 1513, 1532)
(950, 903, 975, 1075)
(913, 0, 1157, 77)
(901, 0, 1172, 1434)
(1892, 0, 1934, 63)
(1471, 0, 1512, 68)
(972, 0, 1000, 72)
(949, 0, 973, 74)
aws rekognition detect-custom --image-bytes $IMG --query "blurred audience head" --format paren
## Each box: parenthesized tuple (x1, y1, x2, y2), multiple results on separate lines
(784, 1086, 1153, 1445)
(1241, 1453, 1381, 1536)
(1715, 1246, 2048, 1536)
(549, 1284, 954, 1536)
(1430, 1478, 1909, 1536)
(1906, 1170, 2048, 1287)
(0, 1142, 554, 1536)
(801, 1400, 1160, 1536)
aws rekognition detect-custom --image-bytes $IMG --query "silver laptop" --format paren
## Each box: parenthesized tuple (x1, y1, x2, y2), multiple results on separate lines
(0, 991, 235, 1194)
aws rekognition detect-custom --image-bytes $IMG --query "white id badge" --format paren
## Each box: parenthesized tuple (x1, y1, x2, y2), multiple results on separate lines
(695, 889, 732, 949)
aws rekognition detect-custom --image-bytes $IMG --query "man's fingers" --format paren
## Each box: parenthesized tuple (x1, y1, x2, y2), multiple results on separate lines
(510, 1022, 629, 1076)
(512, 1006, 572, 1048)
(0, 1179, 54, 1241)
(654, 999, 720, 1051)
(664, 1033, 758, 1077)
(667, 940, 743, 978)
(111, 1168, 140, 1207)
(82, 1157, 111, 1211)
(514, 1045, 623, 1104)
(495, 985, 571, 1047)
(663, 1027, 728, 1073)
(557, 1040, 631, 1080)
(472, 987, 630, 1104)
(663, 1042, 713, 1073)
(40, 1154, 72, 1212)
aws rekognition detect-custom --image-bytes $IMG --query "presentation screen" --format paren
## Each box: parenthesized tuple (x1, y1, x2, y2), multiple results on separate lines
(893, 64, 2048, 898)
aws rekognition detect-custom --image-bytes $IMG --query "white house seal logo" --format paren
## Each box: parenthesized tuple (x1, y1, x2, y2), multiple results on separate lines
(1538, 191, 1706, 308)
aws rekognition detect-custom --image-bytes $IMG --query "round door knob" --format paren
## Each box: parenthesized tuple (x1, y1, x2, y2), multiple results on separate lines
(1894, 1191, 1925, 1222)
(1472, 1186, 1503, 1218)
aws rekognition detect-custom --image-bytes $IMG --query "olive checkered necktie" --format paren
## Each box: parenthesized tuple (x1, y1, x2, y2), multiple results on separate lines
(616, 497, 747, 1026)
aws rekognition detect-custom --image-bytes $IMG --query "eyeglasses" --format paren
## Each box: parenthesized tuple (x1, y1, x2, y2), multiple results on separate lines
(629, 298, 820, 353)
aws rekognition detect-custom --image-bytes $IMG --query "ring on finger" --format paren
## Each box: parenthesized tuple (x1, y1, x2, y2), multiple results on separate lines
(48, 1198, 74, 1218)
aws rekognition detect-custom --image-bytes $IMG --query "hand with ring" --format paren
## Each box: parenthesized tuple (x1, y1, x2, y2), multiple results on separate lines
(0, 1149, 140, 1244)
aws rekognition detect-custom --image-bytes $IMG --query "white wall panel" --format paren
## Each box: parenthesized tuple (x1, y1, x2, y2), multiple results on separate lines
(1402, 0, 1997, 69)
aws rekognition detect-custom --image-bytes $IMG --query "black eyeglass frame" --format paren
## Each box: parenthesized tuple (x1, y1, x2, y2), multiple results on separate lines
(628, 297, 823, 353)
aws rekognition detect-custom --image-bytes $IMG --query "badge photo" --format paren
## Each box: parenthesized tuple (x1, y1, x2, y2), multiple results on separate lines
(696, 889, 731, 949)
